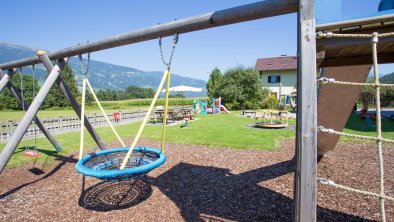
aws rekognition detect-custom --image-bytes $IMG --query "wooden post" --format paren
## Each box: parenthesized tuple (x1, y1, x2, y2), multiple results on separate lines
(0, 56, 68, 174)
(293, 0, 317, 221)
(0, 69, 62, 151)
(0, 69, 14, 93)
(39, 53, 107, 150)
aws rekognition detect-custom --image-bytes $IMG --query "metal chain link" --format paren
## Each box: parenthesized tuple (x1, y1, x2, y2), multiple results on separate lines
(19, 67, 25, 111)
(32, 64, 38, 150)
(159, 33, 179, 69)
(78, 51, 91, 78)
(317, 77, 394, 88)
(318, 178, 394, 201)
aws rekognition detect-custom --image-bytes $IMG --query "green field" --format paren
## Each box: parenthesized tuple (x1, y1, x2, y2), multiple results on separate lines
(341, 114, 394, 143)
(0, 110, 393, 170)
(0, 111, 295, 168)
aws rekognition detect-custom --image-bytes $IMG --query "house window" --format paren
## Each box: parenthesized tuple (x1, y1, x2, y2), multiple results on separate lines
(268, 75, 281, 83)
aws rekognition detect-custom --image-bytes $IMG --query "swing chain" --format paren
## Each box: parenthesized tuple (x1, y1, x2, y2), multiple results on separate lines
(32, 64, 38, 151)
(78, 51, 91, 78)
(159, 33, 179, 69)
(19, 67, 25, 111)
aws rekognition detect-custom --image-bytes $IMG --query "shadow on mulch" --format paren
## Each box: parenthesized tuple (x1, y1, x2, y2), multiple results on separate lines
(0, 155, 77, 200)
(78, 179, 152, 212)
(150, 159, 373, 222)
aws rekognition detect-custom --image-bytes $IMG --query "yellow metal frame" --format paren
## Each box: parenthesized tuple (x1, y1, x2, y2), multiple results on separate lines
(120, 69, 171, 170)
(78, 78, 127, 159)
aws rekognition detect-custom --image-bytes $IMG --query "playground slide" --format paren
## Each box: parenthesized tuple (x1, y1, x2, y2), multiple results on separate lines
(220, 105, 231, 114)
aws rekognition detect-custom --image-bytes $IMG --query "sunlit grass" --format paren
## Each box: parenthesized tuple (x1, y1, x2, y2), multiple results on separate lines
(0, 111, 295, 168)
(1, 111, 391, 170)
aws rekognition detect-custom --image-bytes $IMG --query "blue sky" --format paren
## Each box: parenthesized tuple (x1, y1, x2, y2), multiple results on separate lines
(2, 0, 390, 80)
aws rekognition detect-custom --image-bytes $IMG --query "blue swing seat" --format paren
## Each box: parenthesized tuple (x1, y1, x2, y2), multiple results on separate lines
(75, 146, 166, 181)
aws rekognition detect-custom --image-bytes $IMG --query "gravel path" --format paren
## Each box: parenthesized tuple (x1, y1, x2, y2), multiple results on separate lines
(0, 139, 393, 221)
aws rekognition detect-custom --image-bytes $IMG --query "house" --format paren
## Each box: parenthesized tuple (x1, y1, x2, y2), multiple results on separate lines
(255, 55, 297, 99)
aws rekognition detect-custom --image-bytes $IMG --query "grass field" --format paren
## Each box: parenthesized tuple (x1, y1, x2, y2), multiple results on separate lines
(0, 111, 295, 168)
(341, 114, 394, 143)
(0, 110, 393, 170)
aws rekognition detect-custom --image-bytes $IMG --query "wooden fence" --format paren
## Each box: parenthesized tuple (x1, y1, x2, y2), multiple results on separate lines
(0, 109, 148, 143)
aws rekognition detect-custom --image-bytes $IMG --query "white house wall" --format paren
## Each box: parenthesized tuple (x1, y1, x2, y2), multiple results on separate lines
(260, 69, 297, 98)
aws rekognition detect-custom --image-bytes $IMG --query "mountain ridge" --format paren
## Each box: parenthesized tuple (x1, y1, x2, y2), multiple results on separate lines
(0, 42, 207, 97)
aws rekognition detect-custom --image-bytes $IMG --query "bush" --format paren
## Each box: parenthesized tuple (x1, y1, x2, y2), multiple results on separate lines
(210, 66, 265, 110)
(263, 95, 279, 109)
(359, 90, 375, 108)
(381, 89, 394, 107)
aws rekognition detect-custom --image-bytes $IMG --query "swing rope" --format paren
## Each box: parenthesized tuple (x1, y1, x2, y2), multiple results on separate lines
(119, 33, 178, 170)
(78, 53, 126, 160)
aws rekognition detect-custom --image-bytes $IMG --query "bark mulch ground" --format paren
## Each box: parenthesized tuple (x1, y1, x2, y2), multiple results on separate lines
(0, 139, 393, 221)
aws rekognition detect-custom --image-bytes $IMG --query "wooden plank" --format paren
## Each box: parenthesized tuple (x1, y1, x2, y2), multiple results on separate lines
(317, 65, 371, 155)
(320, 53, 394, 67)
(317, 13, 394, 31)
(293, 0, 317, 221)
(317, 36, 394, 51)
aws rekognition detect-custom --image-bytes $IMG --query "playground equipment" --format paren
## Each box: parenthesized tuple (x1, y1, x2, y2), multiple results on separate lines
(316, 17, 394, 222)
(278, 94, 297, 110)
(209, 97, 231, 114)
(20, 66, 41, 157)
(193, 100, 207, 115)
(76, 34, 178, 180)
(211, 97, 221, 114)
(3, 0, 394, 220)
(255, 110, 289, 129)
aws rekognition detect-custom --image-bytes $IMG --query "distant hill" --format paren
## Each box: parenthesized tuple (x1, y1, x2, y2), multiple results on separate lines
(0, 42, 207, 97)
(380, 72, 394, 84)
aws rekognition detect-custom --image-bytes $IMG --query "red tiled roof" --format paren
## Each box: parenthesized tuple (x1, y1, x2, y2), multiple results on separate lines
(255, 56, 297, 71)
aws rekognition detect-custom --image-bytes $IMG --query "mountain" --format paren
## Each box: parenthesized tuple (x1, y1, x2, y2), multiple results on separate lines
(0, 42, 207, 97)
(380, 72, 394, 84)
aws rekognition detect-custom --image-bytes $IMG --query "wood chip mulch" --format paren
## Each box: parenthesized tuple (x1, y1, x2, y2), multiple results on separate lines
(0, 139, 393, 222)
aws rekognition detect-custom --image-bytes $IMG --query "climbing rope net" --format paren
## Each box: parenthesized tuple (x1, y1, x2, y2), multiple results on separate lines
(316, 31, 394, 222)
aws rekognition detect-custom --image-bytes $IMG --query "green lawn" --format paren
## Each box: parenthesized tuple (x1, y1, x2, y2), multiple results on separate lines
(340, 114, 394, 143)
(1, 111, 393, 170)
(0, 111, 295, 168)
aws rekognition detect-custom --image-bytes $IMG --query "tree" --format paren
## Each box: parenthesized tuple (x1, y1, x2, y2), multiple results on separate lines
(0, 73, 40, 110)
(381, 88, 394, 107)
(217, 66, 265, 110)
(125, 86, 154, 99)
(206, 67, 222, 98)
(45, 64, 80, 108)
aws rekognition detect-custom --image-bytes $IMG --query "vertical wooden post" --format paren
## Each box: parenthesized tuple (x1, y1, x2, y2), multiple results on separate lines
(293, 0, 317, 221)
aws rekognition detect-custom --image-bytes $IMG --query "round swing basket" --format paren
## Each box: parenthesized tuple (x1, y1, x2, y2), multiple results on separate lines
(75, 147, 166, 181)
